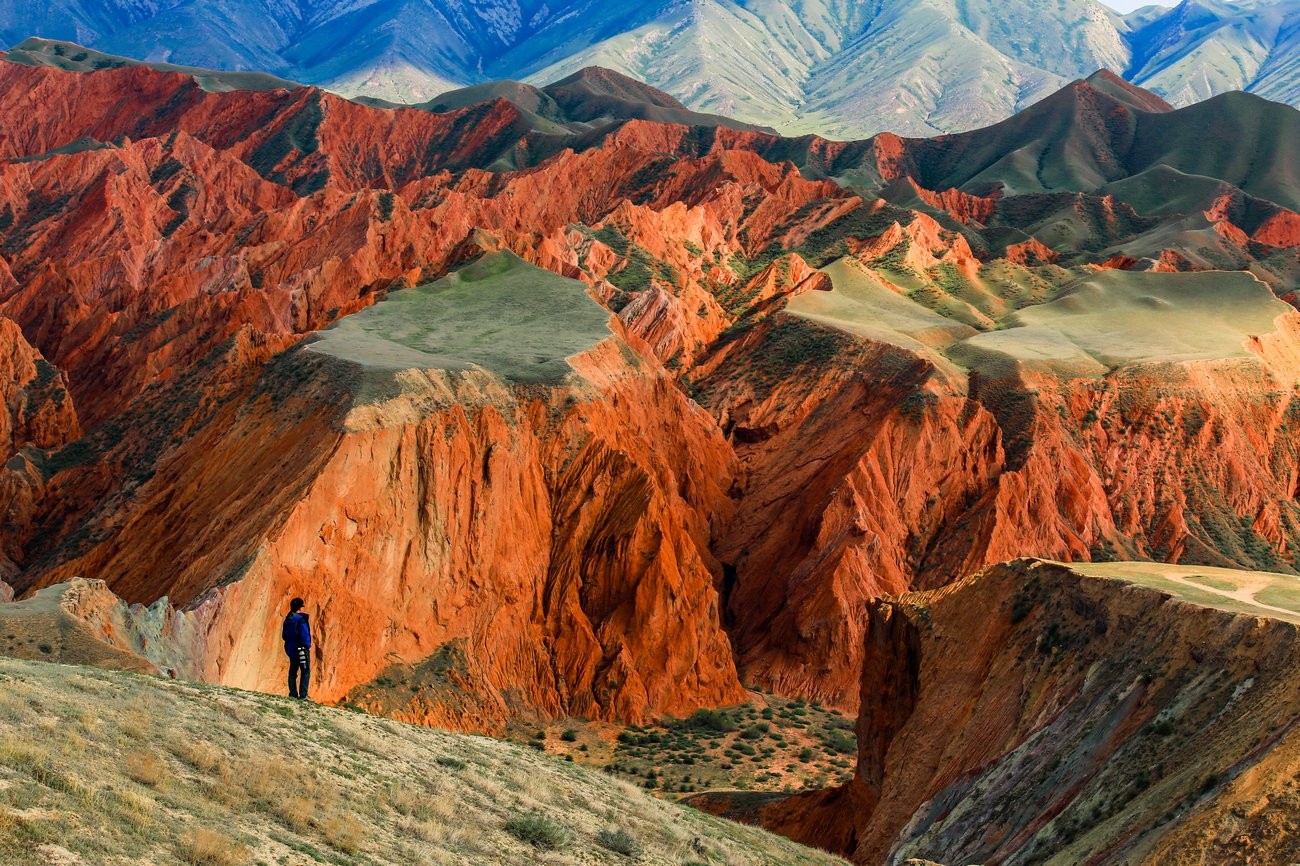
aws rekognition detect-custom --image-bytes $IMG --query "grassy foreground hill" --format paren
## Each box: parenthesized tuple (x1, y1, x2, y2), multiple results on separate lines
(0, 658, 846, 866)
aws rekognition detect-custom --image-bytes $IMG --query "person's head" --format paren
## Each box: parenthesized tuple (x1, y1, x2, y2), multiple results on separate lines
(290, 597, 305, 612)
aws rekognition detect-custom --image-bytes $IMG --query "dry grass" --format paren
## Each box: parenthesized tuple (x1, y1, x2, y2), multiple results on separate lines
(0, 657, 847, 866)
(177, 828, 249, 866)
(124, 749, 167, 786)
(319, 812, 364, 853)
(170, 737, 223, 773)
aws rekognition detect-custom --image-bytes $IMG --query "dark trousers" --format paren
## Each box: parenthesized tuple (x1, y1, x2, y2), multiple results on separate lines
(288, 645, 310, 700)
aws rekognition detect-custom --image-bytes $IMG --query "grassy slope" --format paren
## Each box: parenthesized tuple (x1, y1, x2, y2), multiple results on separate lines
(1065, 560, 1300, 625)
(786, 258, 976, 352)
(306, 251, 612, 385)
(0, 658, 846, 866)
(796, 257, 1290, 379)
(1004, 270, 1287, 367)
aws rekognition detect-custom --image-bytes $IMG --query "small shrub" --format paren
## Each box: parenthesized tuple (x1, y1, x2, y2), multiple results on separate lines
(505, 812, 568, 849)
(173, 739, 223, 773)
(272, 795, 312, 831)
(1010, 592, 1034, 624)
(597, 826, 642, 857)
(436, 755, 467, 771)
(177, 828, 249, 866)
(1038, 623, 1069, 655)
(819, 727, 856, 755)
(560, 729, 578, 742)
(678, 708, 736, 733)
(124, 750, 167, 787)
(1149, 718, 1176, 737)
(320, 813, 363, 853)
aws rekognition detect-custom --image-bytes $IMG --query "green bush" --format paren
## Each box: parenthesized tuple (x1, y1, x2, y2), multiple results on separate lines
(819, 728, 856, 755)
(597, 827, 642, 857)
(676, 708, 736, 733)
(504, 812, 568, 849)
(1149, 719, 1176, 737)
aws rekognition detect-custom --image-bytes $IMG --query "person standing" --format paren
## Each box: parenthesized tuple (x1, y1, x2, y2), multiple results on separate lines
(282, 597, 312, 700)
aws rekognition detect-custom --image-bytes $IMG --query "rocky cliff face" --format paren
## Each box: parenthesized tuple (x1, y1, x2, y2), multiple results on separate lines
(760, 559, 1300, 865)
(0, 318, 81, 580)
(14, 252, 746, 726)
(184, 332, 746, 726)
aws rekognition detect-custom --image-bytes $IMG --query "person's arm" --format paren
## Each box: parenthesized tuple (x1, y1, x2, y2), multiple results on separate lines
(299, 615, 312, 649)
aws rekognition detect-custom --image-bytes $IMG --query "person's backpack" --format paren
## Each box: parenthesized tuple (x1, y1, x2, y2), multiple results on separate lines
(282, 612, 310, 648)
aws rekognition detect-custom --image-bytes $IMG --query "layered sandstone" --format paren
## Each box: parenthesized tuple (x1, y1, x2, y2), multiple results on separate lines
(761, 559, 1300, 865)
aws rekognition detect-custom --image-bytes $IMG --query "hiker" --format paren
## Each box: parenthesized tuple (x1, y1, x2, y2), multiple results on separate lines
(283, 597, 312, 700)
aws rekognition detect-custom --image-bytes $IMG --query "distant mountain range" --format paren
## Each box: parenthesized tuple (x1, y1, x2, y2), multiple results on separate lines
(4, 0, 1300, 137)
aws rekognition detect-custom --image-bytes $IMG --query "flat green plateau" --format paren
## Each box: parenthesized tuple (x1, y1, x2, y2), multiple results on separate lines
(793, 260, 1290, 378)
(307, 251, 612, 384)
(1064, 561, 1300, 625)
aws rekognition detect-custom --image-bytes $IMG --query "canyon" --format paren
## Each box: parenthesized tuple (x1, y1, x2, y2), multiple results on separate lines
(2, 48, 1300, 864)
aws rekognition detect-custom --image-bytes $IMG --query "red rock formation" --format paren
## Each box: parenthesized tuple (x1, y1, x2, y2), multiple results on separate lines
(0, 317, 80, 458)
(759, 559, 1300, 865)
(22, 317, 745, 725)
(7, 53, 1300, 745)
(1151, 249, 1195, 271)
(909, 181, 998, 227)
(1253, 208, 1300, 247)
(848, 214, 981, 279)
(1096, 254, 1139, 270)
(683, 290, 1300, 709)
(0, 318, 81, 579)
(1004, 236, 1058, 265)
(0, 58, 858, 724)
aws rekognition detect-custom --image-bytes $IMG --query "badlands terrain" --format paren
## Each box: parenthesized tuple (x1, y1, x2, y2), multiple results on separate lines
(2, 38, 1300, 865)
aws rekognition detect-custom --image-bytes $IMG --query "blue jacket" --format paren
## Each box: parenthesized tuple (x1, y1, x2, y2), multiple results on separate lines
(282, 612, 311, 653)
